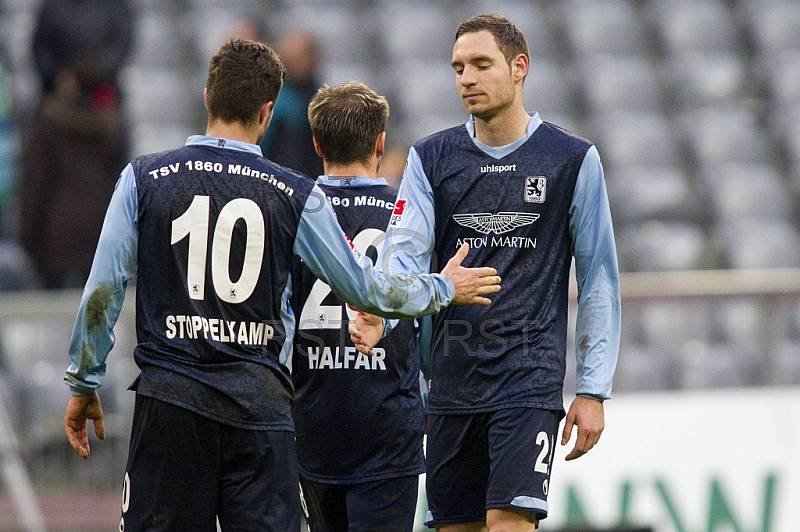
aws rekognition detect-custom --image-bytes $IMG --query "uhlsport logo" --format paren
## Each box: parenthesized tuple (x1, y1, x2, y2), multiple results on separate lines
(452, 212, 540, 234)
(525, 176, 546, 203)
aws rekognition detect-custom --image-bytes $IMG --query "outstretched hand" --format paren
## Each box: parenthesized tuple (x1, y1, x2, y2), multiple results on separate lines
(441, 243, 501, 305)
(65, 391, 105, 460)
(348, 305, 384, 356)
(561, 395, 604, 461)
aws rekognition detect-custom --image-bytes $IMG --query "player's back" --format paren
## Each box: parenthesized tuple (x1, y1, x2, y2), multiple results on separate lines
(290, 176, 424, 483)
(130, 136, 314, 431)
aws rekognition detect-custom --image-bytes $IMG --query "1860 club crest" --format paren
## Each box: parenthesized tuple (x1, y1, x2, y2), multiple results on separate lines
(525, 176, 546, 203)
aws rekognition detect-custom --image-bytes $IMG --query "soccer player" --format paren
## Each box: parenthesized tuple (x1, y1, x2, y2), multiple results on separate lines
(350, 14, 621, 532)
(289, 81, 425, 531)
(62, 39, 500, 531)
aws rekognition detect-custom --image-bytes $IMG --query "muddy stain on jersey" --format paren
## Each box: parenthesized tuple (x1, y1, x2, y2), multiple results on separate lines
(86, 282, 115, 331)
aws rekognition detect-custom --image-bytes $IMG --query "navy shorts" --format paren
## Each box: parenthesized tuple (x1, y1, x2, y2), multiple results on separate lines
(120, 394, 301, 531)
(300, 474, 419, 532)
(424, 407, 564, 527)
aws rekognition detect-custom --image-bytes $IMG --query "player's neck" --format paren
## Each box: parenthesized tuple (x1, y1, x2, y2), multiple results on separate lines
(473, 105, 531, 148)
(323, 159, 379, 179)
(205, 120, 261, 146)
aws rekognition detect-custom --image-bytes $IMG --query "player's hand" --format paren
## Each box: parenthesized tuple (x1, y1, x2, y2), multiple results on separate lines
(348, 305, 384, 355)
(441, 243, 501, 305)
(561, 395, 604, 461)
(65, 391, 105, 460)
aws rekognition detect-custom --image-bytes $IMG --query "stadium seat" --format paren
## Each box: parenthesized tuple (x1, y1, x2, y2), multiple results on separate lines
(769, 340, 800, 385)
(121, 66, 196, 125)
(278, 2, 369, 64)
(607, 165, 699, 226)
(560, 0, 647, 58)
(679, 339, 761, 388)
(701, 163, 791, 225)
(666, 51, 749, 108)
(613, 343, 678, 391)
(462, 0, 555, 59)
(646, 0, 739, 55)
(577, 54, 664, 114)
(374, 1, 455, 62)
(128, 10, 184, 68)
(741, 0, 800, 55)
(588, 111, 681, 171)
(710, 297, 767, 355)
(523, 57, 575, 119)
(716, 218, 800, 269)
(756, 48, 800, 108)
(637, 300, 714, 356)
(0, 240, 42, 291)
(680, 106, 770, 167)
(618, 220, 709, 272)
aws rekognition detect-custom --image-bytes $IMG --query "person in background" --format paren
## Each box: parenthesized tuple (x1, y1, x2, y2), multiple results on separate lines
(259, 28, 324, 179)
(290, 81, 424, 531)
(18, 0, 132, 288)
(350, 14, 621, 532)
(63, 38, 500, 531)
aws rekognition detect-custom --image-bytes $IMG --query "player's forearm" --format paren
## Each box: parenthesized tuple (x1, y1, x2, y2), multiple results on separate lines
(570, 145, 620, 399)
(65, 168, 138, 394)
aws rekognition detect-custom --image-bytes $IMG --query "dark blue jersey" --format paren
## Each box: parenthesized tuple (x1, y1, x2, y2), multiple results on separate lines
(289, 177, 424, 483)
(129, 141, 314, 430)
(414, 121, 590, 414)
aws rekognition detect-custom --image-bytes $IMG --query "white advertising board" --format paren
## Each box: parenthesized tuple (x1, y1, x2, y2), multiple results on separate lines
(413, 387, 800, 532)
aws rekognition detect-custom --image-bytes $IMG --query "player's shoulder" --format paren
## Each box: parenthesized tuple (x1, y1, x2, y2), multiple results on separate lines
(130, 145, 188, 171)
(538, 120, 594, 151)
(261, 157, 316, 188)
(411, 123, 471, 168)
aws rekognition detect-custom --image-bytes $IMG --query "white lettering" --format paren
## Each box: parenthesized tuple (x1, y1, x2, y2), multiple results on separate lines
(319, 347, 334, 369)
(166, 315, 176, 339)
(371, 348, 386, 370)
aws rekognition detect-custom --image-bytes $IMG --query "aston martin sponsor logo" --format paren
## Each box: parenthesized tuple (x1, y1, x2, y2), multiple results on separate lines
(452, 212, 540, 234)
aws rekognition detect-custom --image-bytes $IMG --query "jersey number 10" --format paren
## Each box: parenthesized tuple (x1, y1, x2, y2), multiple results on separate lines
(171, 195, 264, 304)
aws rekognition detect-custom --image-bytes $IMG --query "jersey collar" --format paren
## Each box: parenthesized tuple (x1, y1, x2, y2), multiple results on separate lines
(465, 112, 542, 160)
(186, 135, 263, 156)
(316, 176, 389, 188)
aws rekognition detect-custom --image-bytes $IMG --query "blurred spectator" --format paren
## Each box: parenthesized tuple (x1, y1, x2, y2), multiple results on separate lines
(17, 0, 133, 289)
(259, 29, 325, 179)
(0, 58, 14, 237)
(31, 0, 133, 98)
(227, 15, 272, 44)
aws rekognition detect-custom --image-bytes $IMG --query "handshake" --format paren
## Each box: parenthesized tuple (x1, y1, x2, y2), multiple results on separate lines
(349, 243, 501, 355)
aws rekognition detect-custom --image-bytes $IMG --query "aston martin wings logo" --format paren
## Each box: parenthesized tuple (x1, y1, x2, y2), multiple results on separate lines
(452, 212, 540, 234)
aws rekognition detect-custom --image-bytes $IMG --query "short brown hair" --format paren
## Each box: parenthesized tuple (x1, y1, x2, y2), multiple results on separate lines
(455, 14, 529, 67)
(308, 81, 390, 165)
(205, 39, 285, 125)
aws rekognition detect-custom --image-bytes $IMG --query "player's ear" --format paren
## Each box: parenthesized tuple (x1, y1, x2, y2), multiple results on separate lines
(259, 101, 274, 126)
(203, 87, 208, 110)
(512, 53, 529, 83)
(375, 131, 386, 157)
(313, 137, 324, 159)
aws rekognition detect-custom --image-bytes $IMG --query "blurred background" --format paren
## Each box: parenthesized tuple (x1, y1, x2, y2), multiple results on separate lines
(0, 0, 799, 530)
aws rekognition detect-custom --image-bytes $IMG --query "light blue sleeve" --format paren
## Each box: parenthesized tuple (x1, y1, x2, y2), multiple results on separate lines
(293, 183, 454, 319)
(64, 165, 139, 395)
(381, 147, 437, 277)
(569, 145, 621, 401)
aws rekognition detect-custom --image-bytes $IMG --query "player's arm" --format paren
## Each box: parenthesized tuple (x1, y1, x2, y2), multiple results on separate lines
(64, 164, 138, 458)
(349, 147, 453, 352)
(562, 145, 621, 461)
(295, 184, 499, 320)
